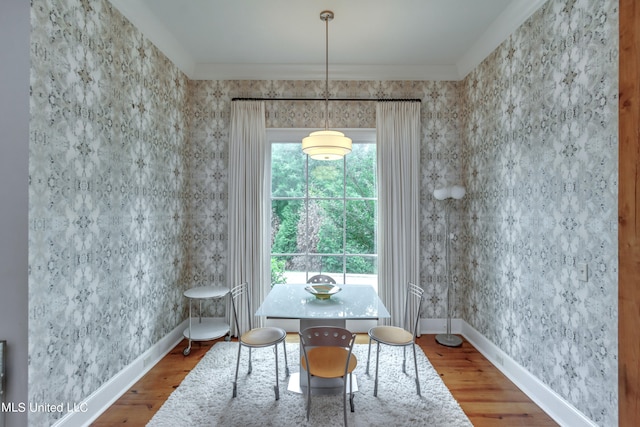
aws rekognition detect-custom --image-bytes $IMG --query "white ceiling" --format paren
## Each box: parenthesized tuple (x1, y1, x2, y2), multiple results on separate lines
(108, 0, 546, 81)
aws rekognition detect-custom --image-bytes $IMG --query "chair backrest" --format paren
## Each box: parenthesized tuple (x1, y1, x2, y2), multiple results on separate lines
(403, 282, 425, 338)
(307, 274, 336, 284)
(229, 282, 252, 334)
(299, 326, 356, 379)
(299, 326, 355, 348)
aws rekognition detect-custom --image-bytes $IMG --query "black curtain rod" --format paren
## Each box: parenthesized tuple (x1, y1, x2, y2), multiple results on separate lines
(231, 97, 422, 102)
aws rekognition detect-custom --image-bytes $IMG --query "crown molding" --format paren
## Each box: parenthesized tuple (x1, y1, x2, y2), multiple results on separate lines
(109, 0, 546, 82)
(191, 63, 460, 81)
(108, 0, 196, 77)
(456, 0, 548, 79)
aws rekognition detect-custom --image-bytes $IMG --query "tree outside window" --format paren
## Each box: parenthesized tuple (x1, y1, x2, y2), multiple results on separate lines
(270, 139, 377, 288)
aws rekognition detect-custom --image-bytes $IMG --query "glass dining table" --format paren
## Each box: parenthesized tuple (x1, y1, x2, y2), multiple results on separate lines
(256, 283, 390, 394)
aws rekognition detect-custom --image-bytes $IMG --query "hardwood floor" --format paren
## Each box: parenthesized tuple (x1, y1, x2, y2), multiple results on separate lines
(91, 334, 558, 426)
(422, 336, 557, 427)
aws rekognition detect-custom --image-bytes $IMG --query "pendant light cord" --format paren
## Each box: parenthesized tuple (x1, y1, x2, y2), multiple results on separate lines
(324, 13, 329, 130)
(234, 11, 420, 104)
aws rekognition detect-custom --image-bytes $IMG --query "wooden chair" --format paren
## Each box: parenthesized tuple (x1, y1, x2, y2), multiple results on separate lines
(230, 282, 289, 400)
(299, 326, 357, 426)
(307, 274, 337, 284)
(366, 282, 425, 396)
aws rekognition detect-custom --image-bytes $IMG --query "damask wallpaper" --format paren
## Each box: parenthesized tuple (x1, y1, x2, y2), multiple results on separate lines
(27, 0, 617, 426)
(29, 1, 190, 425)
(186, 79, 462, 318)
(460, 1, 618, 425)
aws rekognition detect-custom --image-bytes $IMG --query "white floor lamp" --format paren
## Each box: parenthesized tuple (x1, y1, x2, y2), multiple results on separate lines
(433, 185, 465, 347)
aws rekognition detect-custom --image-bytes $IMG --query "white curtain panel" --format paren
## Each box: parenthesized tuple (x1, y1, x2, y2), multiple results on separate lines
(376, 102, 421, 329)
(227, 101, 267, 333)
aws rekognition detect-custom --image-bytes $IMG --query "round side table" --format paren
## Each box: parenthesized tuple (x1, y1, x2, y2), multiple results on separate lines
(183, 286, 230, 355)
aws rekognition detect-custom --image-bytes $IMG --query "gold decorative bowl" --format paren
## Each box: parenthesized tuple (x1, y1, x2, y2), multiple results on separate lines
(305, 284, 342, 300)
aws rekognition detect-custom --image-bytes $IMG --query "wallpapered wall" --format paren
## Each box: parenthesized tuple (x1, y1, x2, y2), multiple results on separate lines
(186, 79, 463, 320)
(460, 1, 618, 425)
(27, 0, 618, 426)
(29, 1, 190, 425)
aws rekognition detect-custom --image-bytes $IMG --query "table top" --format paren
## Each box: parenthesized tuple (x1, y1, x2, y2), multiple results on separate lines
(255, 284, 390, 320)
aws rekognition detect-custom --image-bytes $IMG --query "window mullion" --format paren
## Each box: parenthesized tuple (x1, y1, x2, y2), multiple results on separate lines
(342, 155, 347, 283)
(305, 154, 310, 282)
(269, 135, 378, 290)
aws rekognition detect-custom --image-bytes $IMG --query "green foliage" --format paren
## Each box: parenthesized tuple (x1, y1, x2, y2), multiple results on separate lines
(270, 258, 287, 288)
(271, 143, 305, 198)
(271, 200, 301, 255)
(271, 142, 377, 276)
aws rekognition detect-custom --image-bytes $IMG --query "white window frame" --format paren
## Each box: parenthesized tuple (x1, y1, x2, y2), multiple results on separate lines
(265, 128, 378, 332)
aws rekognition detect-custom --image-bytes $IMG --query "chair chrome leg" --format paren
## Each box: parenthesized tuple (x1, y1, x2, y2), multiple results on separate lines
(373, 341, 380, 397)
(305, 371, 311, 421)
(233, 344, 242, 398)
(274, 346, 280, 400)
(412, 344, 421, 396)
(402, 345, 407, 374)
(282, 340, 290, 377)
(349, 373, 355, 412)
(247, 347, 252, 374)
(366, 337, 372, 374)
(343, 376, 348, 427)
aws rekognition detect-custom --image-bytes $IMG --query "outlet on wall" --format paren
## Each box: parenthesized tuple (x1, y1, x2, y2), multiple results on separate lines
(143, 355, 153, 368)
(577, 263, 588, 282)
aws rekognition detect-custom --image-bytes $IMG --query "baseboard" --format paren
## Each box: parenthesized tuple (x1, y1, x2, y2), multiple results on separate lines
(51, 319, 189, 427)
(419, 318, 463, 335)
(461, 321, 597, 427)
(51, 317, 596, 427)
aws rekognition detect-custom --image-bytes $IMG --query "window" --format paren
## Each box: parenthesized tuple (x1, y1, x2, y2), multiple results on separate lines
(268, 129, 377, 289)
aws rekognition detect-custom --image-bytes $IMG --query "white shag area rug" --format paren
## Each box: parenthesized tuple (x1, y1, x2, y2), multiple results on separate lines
(147, 342, 472, 427)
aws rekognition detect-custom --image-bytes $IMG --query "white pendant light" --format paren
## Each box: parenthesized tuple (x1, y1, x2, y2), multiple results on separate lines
(302, 10, 352, 161)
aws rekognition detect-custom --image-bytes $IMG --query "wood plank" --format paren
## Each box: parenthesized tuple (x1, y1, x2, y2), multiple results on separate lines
(91, 334, 558, 426)
(462, 402, 554, 427)
(619, 0, 640, 425)
(91, 340, 215, 427)
(422, 335, 557, 426)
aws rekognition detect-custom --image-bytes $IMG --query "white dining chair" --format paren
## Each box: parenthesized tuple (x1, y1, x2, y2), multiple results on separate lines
(307, 274, 336, 284)
(230, 282, 289, 400)
(299, 326, 357, 426)
(366, 282, 425, 396)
